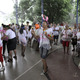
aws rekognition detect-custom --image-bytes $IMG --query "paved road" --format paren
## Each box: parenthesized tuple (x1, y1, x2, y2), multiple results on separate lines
(47, 47, 80, 80)
(0, 43, 80, 80)
(0, 45, 48, 80)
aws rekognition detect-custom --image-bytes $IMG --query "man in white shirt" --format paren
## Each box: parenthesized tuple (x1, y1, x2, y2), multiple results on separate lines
(53, 24, 59, 45)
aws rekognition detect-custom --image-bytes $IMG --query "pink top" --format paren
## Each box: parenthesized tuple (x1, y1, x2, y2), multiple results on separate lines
(0, 30, 8, 41)
(43, 16, 48, 22)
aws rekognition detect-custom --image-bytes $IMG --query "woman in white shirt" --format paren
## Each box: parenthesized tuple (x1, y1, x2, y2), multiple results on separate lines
(2, 25, 17, 62)
(61, 25, 72, 54)
(18, 27, 27, 57)
(53, 24, 59, 45)
(26, 26, 32, 47)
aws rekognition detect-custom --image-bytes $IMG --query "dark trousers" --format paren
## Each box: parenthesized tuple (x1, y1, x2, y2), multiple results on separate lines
(3, 40, 9, 55)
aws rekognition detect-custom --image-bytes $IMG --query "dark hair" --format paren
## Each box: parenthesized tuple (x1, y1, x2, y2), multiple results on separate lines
(26, 21, 29, 24)
(19, 28, 23, 34)
(12, 23, 14, 25)
(2, 23, 5, 27)
(21, 24, 25, 29)
(29, 25, 32, 31)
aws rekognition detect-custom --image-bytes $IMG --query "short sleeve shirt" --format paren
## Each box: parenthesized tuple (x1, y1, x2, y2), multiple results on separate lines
(62, 30, 71, 41)
(6, 29, 16, 39)
(53, 27, 59, 35)
(37, 28, 53, 50)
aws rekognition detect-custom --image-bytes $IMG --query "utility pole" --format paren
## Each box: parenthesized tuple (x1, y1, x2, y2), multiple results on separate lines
(15, 0, 18, 24)
(76, 0, 79, 29)
(41, 0, 43, 25)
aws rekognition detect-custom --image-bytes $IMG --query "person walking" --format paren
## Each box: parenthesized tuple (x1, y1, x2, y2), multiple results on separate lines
(18, 27, 27, 57)
(53, 24, 59, 45)
(32, 21, 54, 74)
(72, 25, 77, 51)
(61, 25, 72, 54)
(2, 25, 17, 62)
(0, 31, 5, 71)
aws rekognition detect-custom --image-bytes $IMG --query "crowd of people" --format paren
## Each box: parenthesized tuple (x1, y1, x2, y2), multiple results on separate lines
(0, 20, 80, 74)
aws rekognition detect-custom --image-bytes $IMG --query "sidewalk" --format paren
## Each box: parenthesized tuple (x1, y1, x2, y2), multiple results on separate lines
(46, 46, 80, 80)
(73, 56, 80, 68)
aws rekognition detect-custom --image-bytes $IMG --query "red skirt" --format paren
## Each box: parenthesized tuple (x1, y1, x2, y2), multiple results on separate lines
(0, 47, 3, 62)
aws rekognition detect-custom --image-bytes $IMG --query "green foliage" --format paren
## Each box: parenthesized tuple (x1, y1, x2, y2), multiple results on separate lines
(43, 0, 72, 23)
(16, 0, 72, 23)
(78, 0, 80, 16)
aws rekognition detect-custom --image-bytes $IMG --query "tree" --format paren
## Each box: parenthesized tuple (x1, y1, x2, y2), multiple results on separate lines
(43, 0, 72, 23)
(16, 0, 72, 23)
(19, 0, 37, 22)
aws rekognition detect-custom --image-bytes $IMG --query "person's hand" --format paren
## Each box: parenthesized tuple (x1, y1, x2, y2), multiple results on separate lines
(53, 28, 55, 31)
(45, 32, 47, 36)
(31, 30, 35, 35)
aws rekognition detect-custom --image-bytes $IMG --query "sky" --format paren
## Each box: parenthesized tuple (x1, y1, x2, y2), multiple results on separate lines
(0, 0, 20, 24)
(0, 0, 14, 14)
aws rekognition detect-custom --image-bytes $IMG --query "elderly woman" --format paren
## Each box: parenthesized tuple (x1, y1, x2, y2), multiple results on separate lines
(61, 25, 72, 54)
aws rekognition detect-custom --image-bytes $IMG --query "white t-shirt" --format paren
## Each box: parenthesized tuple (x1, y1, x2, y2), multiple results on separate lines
(62, 30, 71, 41)
(37, 28, 53, 49)
(26, 30, 32, 39)
(18, 30, 27, 44)
(6, 29, 16, 39)
(0, 33, 3, 47)
(77, 32, 80, 43)
(72, 29, 77, 37)
(11, 25, 15, 29)
(48, 27, 53, 32)
(53, 27, 59, 35)
(25, 25, 29, 32)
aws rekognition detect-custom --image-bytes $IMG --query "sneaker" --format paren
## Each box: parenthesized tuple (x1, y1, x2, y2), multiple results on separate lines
(21, 54, 25, 57)
(40, 72, 45, 76)
(76, 54, 79, 57)
(8, 58, 13, 62)
(13, 56, 17, 60)
(40, 70, 47, 76)
(72, 49, 75, 51)
(0, 67, 5, 72)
